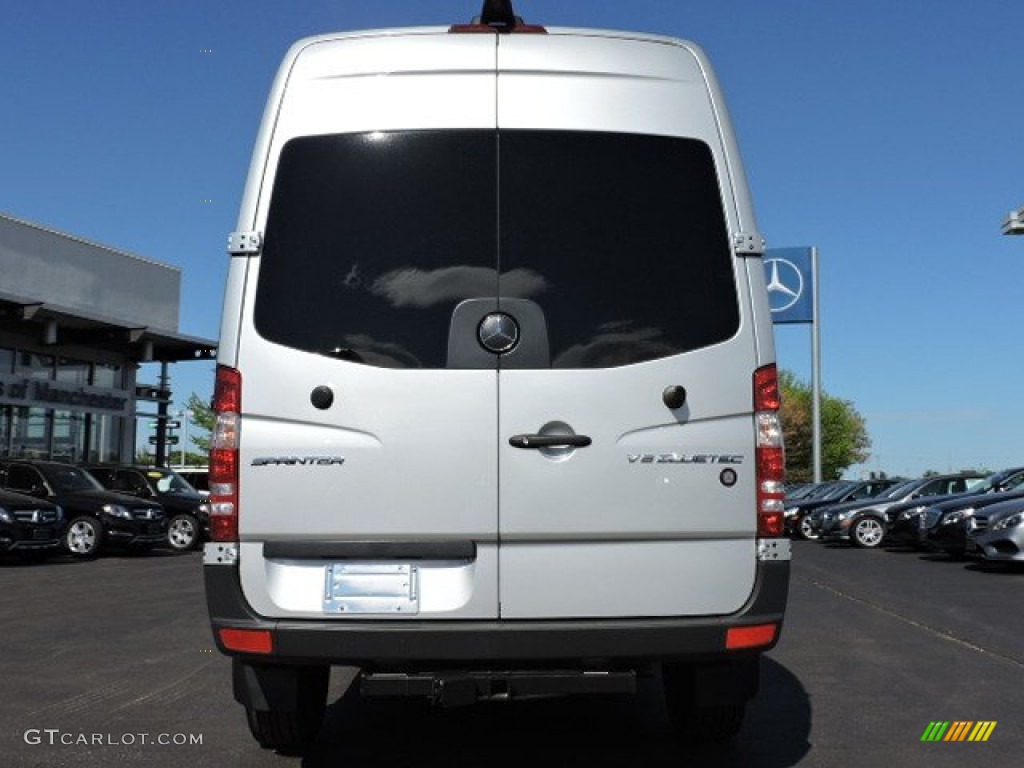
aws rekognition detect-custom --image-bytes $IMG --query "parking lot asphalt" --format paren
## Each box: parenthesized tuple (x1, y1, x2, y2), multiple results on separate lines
(1, 541, 1022, 767)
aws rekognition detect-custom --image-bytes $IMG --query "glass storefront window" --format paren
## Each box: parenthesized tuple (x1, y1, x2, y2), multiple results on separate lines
(0, 405, 9, 456)
(92, 362, 122, 388)
(10, 407, 50, 458)
(17, 352, 54, 380)
(52, 410, 85, 463)
(56, 358, 90, 385)
(0, 350, 130, 462)
(87, 413, 122, 463)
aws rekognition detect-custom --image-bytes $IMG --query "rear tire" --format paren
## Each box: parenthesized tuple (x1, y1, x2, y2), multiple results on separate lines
(245, 706, 324, 753)
(662, 662, 751, 743)
(667, 700, 746, 742)
(237, 663, 329, 752)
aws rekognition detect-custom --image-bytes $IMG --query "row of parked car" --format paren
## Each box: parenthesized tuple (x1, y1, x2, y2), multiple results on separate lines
(0, 459, 211, 559)
(783, 467, 1024, 564)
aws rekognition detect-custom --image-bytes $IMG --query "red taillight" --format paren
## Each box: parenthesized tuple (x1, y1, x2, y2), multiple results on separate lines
(210, 365, 241, 542)
(214, 363, 241, 412)
(726, 623, 778, 650)
(754, 365, 785, 538)
(754, 365, 781, 411)
(218, 627, 273, 654)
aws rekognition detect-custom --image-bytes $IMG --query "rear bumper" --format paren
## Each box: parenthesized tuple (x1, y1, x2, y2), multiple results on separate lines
(205, 558, 790, 668)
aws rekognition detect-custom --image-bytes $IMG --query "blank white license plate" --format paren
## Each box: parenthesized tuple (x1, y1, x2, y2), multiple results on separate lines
(323, 563, 419, 614)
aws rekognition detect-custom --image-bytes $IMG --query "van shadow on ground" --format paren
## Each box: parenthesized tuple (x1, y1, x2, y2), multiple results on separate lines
(297, 657, 811, 768)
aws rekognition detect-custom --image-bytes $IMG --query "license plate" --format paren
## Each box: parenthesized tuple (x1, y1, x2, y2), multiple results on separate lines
(32, 528, 54, 540)
(324, 563, 419, 614)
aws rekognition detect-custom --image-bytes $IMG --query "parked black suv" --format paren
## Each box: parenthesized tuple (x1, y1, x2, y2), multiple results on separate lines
(174, 466, 209, 496)
(0, 460, 165, 558)
(0, 487, 65, 557)
(82, 464, 210, 552)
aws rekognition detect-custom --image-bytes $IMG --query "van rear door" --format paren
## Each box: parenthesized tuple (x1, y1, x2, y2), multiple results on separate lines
(493, 33, 759, 619)
(236, 33, 503, 619)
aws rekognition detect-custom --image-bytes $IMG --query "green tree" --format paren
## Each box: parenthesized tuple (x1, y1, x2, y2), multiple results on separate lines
(779, 370, 870, 483)
(185, 392, 215, 455)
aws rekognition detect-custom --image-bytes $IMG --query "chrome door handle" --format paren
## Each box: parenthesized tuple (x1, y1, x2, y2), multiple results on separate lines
(508, 434, 592, 449)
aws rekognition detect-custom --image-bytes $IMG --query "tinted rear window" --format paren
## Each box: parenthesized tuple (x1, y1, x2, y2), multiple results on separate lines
(254, 130, 738, 368)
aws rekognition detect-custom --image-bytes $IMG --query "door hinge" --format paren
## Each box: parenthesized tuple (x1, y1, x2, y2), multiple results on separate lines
(227, 231, 262, 256)
(732, 232, 765, 256)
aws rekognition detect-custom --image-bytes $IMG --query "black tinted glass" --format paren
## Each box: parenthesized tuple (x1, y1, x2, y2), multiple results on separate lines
(7, 465, 41, 492)
(500, 131, 738, 367)
(255, 131, 497, 368)
(255, 130, 737, 369)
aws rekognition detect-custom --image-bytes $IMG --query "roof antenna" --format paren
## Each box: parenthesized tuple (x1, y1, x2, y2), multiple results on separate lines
(478, 0, 519, 29)
(451, 1, 545, 34)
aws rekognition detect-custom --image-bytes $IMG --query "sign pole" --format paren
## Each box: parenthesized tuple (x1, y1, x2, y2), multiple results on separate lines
(763, 245, 819, 481)
(810, 247, 822, 482)
(155, 362, 169, 467)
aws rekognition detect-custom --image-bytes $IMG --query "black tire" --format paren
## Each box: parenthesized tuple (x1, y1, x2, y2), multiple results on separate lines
(798, 515, 820, 541)
(667, 702, 746, 743)
(166, 513, 200, 552)
(244, 708, 321, 753)
(64, 516, 103, 558)
(662, 663, 748, 743)
(851, 516, 885, 548)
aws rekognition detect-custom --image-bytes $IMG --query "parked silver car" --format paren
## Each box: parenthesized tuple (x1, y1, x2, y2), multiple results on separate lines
(966, 497, 1024, 563)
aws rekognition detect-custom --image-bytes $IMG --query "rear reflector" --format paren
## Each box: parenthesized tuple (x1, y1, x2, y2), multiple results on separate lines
(219, 628, 273, 654)
(726, 623, 778, 650)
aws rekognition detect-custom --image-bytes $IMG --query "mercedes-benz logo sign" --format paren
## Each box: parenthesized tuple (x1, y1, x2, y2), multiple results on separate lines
(477, 312, 520, 354)
(764, 257, 804, 313)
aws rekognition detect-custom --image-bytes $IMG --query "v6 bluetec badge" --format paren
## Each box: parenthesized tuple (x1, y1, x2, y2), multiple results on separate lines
(627, 453, 743, 465)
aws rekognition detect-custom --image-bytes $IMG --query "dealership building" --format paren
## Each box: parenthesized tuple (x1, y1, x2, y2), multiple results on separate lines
(0, 212, 216, 463)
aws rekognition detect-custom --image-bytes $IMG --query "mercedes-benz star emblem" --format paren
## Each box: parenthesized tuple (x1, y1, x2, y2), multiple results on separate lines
(764, 257, 804, 313)
(477, 312, 520, 354)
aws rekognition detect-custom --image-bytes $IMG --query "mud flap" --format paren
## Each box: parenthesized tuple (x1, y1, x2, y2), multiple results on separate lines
(233, 659, 329, 713)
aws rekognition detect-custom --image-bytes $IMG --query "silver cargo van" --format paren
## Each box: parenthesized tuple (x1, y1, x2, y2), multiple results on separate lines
(205, 1, 789, 751)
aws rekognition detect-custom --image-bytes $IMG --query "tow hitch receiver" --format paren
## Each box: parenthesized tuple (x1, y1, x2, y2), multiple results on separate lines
(360, 670, 637, 707)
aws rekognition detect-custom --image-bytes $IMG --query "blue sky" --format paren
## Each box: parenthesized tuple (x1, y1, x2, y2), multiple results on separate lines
(2, 1, 1022, 478)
